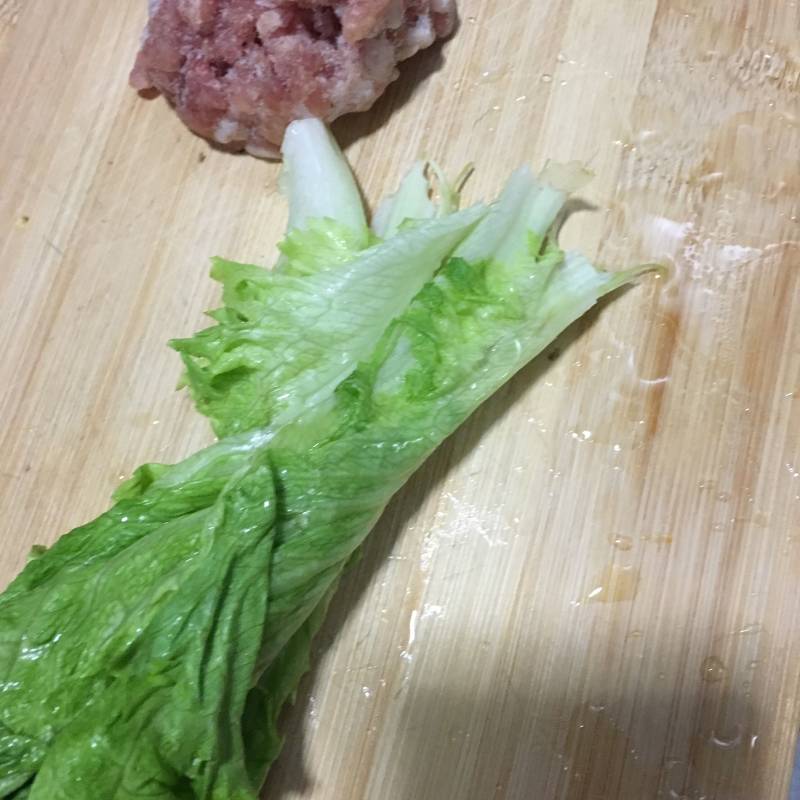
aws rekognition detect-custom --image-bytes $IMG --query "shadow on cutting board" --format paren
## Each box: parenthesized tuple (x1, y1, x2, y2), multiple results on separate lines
(389, 662, 762, 800)
(265, 628, 765, 799)
(267, 628, 764, 798)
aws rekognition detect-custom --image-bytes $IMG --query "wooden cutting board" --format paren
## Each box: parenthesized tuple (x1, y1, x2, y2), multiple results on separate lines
(1, 1, 798, 798)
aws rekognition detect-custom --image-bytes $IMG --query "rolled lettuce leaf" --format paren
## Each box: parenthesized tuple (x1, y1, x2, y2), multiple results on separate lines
(0, 127, 654, 799)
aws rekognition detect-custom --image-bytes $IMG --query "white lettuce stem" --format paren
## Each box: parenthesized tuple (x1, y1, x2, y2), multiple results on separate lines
(280, 119, 369, 245)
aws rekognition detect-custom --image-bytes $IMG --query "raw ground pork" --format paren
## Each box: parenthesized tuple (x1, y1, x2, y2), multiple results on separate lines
(131, 0, 456, 156)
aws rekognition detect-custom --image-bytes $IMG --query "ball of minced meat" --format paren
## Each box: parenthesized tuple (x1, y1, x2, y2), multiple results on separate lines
(130, 0, 456, 157)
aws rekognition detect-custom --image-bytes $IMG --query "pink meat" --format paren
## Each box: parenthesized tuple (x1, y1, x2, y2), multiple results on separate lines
(131, 0, 456, 156)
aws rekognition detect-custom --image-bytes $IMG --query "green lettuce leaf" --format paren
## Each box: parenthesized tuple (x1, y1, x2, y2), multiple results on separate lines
(0, 121, 654, 798)
(0, 447, 276, 798)
(171, 206, 485, 437)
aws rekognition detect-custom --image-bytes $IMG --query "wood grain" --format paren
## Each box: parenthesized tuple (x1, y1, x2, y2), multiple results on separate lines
(1, 1, 799, 798)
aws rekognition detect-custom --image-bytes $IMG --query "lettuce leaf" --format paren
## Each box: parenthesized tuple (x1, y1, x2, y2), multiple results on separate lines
(0, 120, 654, 798)
(171, 208, 484, 438)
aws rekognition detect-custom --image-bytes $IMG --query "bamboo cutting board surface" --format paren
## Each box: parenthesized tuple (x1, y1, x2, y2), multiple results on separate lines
(1, 1, 799, 798)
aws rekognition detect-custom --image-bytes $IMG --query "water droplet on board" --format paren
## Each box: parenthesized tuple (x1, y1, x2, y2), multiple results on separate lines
(540, 73, 553, 83)
(738, 623, 763, 636)
(586, 565, 640, 603)
(709, 725, 743, 750)
(609, 533, 634, 551)
(421, 603, 444, 620)
(700, 656, 727, 683)
(308, 695, 320, 729)
(640, 533, 674, 547)
(476, 64, 508, 84)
